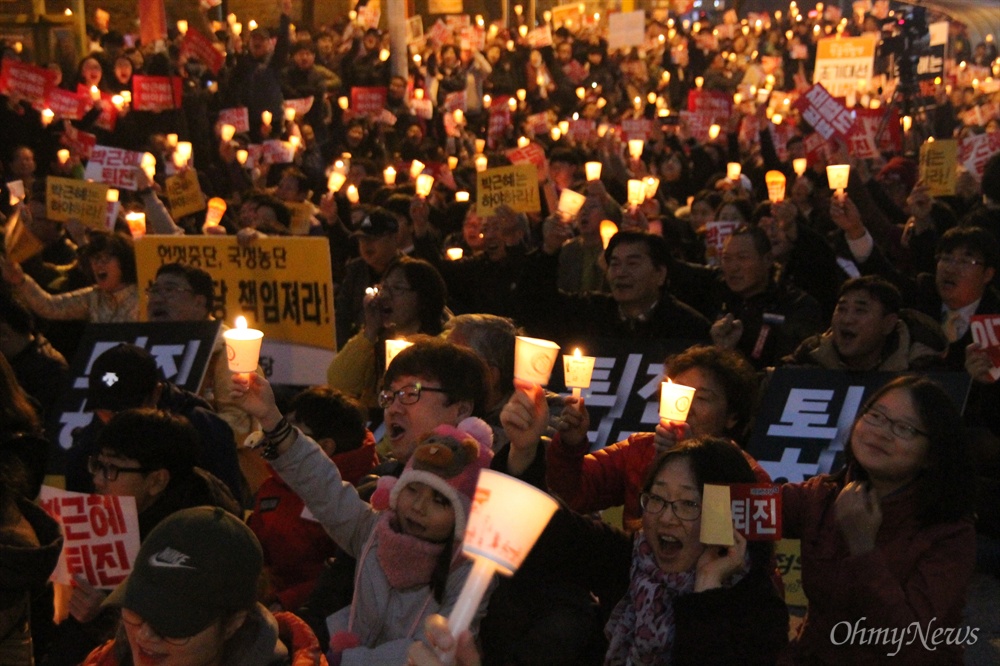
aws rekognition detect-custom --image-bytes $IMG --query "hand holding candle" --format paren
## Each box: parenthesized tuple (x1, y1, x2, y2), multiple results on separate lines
(224, 316, 264, 372)
(562, 348, 596, 398)
(660, 379, 696, 422)
(513, 336, 561, 385)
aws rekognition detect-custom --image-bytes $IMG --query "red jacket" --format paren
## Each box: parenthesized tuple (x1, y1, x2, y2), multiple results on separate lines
(780, 471, 976, 665)
(248, 434, 378, 610)
(546, 431, 771, 532)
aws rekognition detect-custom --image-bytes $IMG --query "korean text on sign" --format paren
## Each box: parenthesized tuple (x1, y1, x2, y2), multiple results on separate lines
(46, 177, 110, 231)
(39, 487, 141, 589)
(730, 484, 782, 541)
(477, 164, 541, 216)
(83, 145, 146, 190)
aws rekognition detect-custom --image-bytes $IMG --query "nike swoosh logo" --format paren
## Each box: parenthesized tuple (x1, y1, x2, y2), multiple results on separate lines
(149, 553, 196, 569)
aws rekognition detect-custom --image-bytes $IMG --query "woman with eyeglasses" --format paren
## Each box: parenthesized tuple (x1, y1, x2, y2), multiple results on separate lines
(780, 375, 976, 664)
(326, 256, 448, 410)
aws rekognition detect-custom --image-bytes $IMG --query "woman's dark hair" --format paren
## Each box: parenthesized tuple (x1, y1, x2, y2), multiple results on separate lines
(845, 375, 975, 525)
(643, 436, 770, 569)
(384, 256, 447, 335)
(665, 345, 759, 443)
(79, 231, 138, 285)
(288, 387, 367, 453)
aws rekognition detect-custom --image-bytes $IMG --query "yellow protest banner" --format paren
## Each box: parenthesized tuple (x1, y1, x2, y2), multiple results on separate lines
(165, 170, 207, 219)
(813, 36, 877, 98)
(477, 164, 541, 216)
(919, 139, 957, 197)
(46, 177, 109, 231)
(134, 236, 336, 352)
(776, 539, 807, 607)
(3, 206, 44, 264)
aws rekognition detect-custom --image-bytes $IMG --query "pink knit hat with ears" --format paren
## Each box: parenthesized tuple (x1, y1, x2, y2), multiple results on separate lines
(387, 418, 494, 539)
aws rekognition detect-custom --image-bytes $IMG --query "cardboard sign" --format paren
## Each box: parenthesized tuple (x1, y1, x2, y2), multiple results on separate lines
(794, 84, 855, 141)
(165, 169, 207, 218)
(704, 220, 740, 267)
(38, 488, 140, 589)
(181, 29, 224, 75)
(134, 237, 336, 384)
(746, 368, 970, 483)
(46, 177, 110, 230)
(46, 87, 88, 120)
(700, 484, 735, 546)
(350, 86, 388, 116)
(812, 36, 877, 98)
(284, 96, 314, 118)
(218, 107, 250, 133)
(608, 10, 646, 51)
(357, 3, 380, 29)
(730, 484, 782, 541)
(406, 15, 424, 44)
(0, 59, 56, 107)
(970, 314, 1000, 381)
(84, 145, 146, 190)
(426, 19, 451, 47)
(527, 25, 553, 48)
(477, 164, 541, 215)
(261, 140, 296, 164)
(131, 75, 182, 111)
(46, 322, 219, 454)
(919, 139, 957, 197)
(506, 143, 549, 181)
(63, 122, 96, 160)
(958, 132, 1000, 180)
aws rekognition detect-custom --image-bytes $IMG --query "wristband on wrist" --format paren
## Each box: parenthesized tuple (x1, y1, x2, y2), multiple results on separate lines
(253, 417, 294, 460)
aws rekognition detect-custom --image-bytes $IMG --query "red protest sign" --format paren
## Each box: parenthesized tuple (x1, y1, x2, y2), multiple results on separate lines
(487, 101, 512, 149)
(350, 86, 388, 116)
(39, 488, 141, 589)
(506, 142, 549, 181)
(181, 29, 225, 75)
(131, 75, 183, 111)
(621, 118, 653, 141)
(284, 96, 314, 119)
(0, 59, 56, 107)
(218, 107, 250, 133)
(970, 315, 1000, 376)
(46, 87, 88, 120)
(793, 83, 855, 141)
(959, 132, 1000, 180)
(63, 122, 96, 159)
(730, 483, 782, 541)
(567, 119, 595, 141)
(687, 89, 733, 124)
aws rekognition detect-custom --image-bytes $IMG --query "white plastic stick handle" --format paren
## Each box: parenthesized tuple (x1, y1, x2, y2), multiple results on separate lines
(448, 556, 496, 638)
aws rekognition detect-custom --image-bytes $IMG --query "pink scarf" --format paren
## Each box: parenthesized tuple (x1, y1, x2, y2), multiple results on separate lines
(374, 512, 446, 589)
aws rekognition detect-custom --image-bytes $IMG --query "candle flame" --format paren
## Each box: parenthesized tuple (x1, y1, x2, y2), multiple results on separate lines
(236, 316, 248, 330)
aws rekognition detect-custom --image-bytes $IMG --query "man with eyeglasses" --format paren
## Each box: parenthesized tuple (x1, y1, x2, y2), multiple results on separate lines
(47, 409, 240, 666)
(145, 262, 260, 450)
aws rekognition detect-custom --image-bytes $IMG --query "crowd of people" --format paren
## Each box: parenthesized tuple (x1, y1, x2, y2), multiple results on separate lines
(1, 0, 999, 663)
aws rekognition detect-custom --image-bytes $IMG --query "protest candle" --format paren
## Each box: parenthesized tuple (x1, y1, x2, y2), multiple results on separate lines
(514, 336, 561, 385)
(453, 109, 465, 125)
(826, 164, 850, 194)
(633, 96, 643, 110)
(248, 19, 257, 30)
(328, 171, 347, 192)
(550, 127, 562, 141)
(174, 142, 192, 168)
(628, 140, 644, 160)
(627, 180, 645, 206)
(106, 189, 119, 203)
(284, 107, 296, 123)
(765, 170, 786, 203)
(727, 162, 742, 180)
(204, 197, 227, 227)
(232, 22, 242, 35)
(661, 70, 671, 84)
(89, 85, 100, 101)
(585, 162, 602, 181)
(475, 138, 486, 154)
(733, 92, 743, 105)
(756, 88, 770, 104)
(288, 136, 300, 150)
(348, 10, 357, 20)
(558, 120, 570, 135)
(695, 77, 704, 89)
(176, 20, 188, 35)
(220, 124, 236, 141)
(507, 97, 518, 112)
(450, 470, 557, 641)
(576, 86, 586, 100)
(597, 123, 609, 137)
(506, 39, 515, 51)
(337, 96, 349, 111)
(660, 380, 696, 422)
(517, 136, 530, 148)
(483, 94, 492, 108)
(901, 115, 912, 133)
(455, 191, 470, 202)
(125, 212, 146, 239)
(599, 220, 618, 249)
(41, 108, 54, 127)
(141, 152, 156, 180)
(415, 174, 434, 198)
(446, 247, 464, 260)
(409, 159, 425, 179)
(414, 88, 424, 100)
(121, 90, 132, 105)
(557, 189, 586, 218)
(236, 149, 248, 165)
(475, 155, 488, 172)
(224, 316, 264, 373)
(261, 110, 272, 127)
(518, 25, 528, 38)
(57, 149, 70, 165)
(413, 53, 422, 65)
(563, 348, 596, 397)
(346, 184, 359, 204)
(516, 88, 527, 102)
(708, 124, 721, 140)
(771, 114, 783, 125)
(793, 158, 808, 177)
(644, 177, 660, 199)
(385, 338, 414, 368)
(448, 156, 459, 170)
(227, 12, 237, 24)
(514, 3, 523, 14)
(379, 48, 390, 62)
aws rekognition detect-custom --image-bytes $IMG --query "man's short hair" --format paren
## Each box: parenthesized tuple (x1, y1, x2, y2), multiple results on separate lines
(727, 224, 772, 257)
(604, 230, 670, 269)
(155, 263, 214, 312)
(245, 191, 291, 230)
(96, 408, 200, 479)
(290, 39, 316, 56)
(445, 314, 519, 396)
(288, 387, 367, 453)
(838, 276, 902, 315)
(938, 226, 999, 270)
(383, 337, 489, 417)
